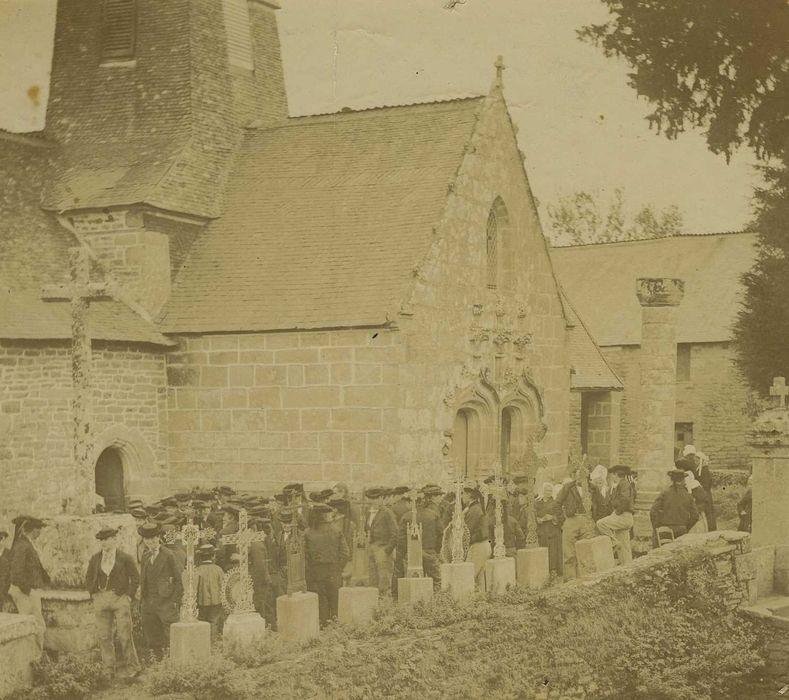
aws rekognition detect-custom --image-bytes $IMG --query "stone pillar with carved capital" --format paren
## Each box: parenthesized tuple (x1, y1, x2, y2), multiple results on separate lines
(635, 278, 684, 507)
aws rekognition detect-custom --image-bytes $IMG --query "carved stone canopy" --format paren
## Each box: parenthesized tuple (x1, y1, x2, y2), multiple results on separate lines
(636, 278, 685, 307)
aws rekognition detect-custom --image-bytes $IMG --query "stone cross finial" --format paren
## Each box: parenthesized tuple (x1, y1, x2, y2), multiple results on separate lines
(221, 509, 267, 614)
(42, 246, 112, 516)
(770, 376, 789, 410)
(165, 516, 215, 623)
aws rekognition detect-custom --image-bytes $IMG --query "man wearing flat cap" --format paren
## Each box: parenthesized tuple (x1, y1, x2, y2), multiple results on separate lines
(138, 522, 183, 659)
(650, 469, 700, 546)
(364, 488, 398, 597)
(9, 516, 50, 650)
(85, 527, 140, 678)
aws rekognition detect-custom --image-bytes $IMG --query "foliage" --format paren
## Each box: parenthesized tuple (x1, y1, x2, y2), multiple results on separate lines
(146, 655, 254, 700)
(5, 655, 111, 700)
(547, 188, 684, 245)
(578, 1, 789, 393)
(711, 469, 750, 490)
(144, 549, 764, 700)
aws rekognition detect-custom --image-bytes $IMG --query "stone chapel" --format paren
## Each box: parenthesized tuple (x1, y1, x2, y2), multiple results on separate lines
(0, 0, 621, 519)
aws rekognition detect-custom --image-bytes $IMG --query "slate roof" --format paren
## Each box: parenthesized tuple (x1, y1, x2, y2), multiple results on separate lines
(563, 294, 623, 391)
(551, 232, 759, 346)
(0, 134, 173, 346)
(161, 97, 486, 333)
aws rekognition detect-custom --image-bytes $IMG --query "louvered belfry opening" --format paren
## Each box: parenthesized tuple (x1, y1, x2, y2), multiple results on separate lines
(223, 0, 255, 71)
(486, 207, 498, 289)
(102, 0, 137, 62)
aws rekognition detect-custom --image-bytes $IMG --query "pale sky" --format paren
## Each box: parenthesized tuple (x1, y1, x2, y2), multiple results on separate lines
(0, 0, 757, 233)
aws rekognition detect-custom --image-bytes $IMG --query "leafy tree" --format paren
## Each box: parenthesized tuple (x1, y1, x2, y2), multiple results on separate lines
(546, 187, 683, 244)
(579, 0, 789, 392)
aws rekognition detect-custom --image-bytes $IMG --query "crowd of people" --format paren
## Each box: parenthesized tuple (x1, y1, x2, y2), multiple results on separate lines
(0, 445, 732, 679)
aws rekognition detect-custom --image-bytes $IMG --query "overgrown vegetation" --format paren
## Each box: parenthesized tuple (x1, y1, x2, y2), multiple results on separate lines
(5, 655, 111, 700)
(145, 548, 764, 700)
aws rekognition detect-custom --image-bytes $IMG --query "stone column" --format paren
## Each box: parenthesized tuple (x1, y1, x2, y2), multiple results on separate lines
(749, 378, 789, 549)
(635, 278, 684, 506)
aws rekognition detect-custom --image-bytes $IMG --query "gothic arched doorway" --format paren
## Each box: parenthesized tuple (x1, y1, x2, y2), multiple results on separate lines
(95, 447, 126, 512)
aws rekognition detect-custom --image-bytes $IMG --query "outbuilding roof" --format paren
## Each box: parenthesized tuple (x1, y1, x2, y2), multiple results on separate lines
(551, 232, 758, 346)
(161, 97, 485, 333)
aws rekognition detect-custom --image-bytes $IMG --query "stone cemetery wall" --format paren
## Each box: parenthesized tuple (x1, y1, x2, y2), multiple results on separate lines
(166, 328, 405, 490)
(602, 342, 750, 468)
(0, 340, 167, 520)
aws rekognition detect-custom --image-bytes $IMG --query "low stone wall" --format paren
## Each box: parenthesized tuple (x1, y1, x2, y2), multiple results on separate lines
(0, 613, 39, 697)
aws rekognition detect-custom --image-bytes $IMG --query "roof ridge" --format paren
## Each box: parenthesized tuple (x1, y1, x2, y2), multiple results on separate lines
(551, 229, 758, 250)
(244, 95, 485, 132)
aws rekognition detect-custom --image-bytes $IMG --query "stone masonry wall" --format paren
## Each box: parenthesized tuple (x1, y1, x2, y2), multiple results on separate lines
(602, 342, 750, 469)
(0, 340, 167, 520)
(394, 91, 570, 481)
(166, 329, 404, 491)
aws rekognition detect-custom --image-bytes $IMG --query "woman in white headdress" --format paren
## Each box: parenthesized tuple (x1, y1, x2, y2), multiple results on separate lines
(684, 471, 709, 533)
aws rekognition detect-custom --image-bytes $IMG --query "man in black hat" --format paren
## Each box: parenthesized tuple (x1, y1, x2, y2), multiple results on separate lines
(554, 465, 596, 581)
(364, 488, 398, 597)
(305, 503, 349, 627)
(595, 465, 636, 565)
(650, 469, 700, 546)
(9, 516, 50, 650)
(138, 522, 183, 659)
(390, 486, 411, 524)
(85, 527, 140, 678)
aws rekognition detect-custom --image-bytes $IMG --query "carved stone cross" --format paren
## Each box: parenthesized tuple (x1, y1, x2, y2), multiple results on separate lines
(165, 515, 215, 623)
(221, 509, 266, 614)
(770, 377, 789, 410)
(41, 246, 111, 516)
(405, 485, 424, 577)
(480, 463, 507, 559)
(284, 525, 307, 595)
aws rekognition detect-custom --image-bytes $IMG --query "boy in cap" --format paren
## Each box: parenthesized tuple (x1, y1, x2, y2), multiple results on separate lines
(595, 465, 636, 565)
(85, 527, 140, 678)
(195, 544, 225, 641)
(9, 516, 50, 650)
(138, 522, 183, 660)
(305, 503, 349, 626)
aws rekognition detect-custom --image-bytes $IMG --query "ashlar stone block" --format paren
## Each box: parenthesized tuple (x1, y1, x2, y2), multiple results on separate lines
(576, 536, 616, 577)
(276, 592, 320, 643)
(397, 577, 434, 606)
(169, 621, 211, 664)
(440, 562, 476, 601)
(337, 587, 378, 625)
(485, 557, 516, 594)
(223, 612, 266, 647)
(516, 548, 550, 589)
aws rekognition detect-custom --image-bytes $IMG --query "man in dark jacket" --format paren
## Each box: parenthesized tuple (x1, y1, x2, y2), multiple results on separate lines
(462, 487, 491, 590)
(554, 469, 595, 581)
(85, 527, 140, 677)
(9, 516, 50, 649)
(139, 522, 183, 659)
(650, 469, 700, 545)
(305, 504, 349, 626)
(364, 488, 397, 597)
(595, 465, 636, 565)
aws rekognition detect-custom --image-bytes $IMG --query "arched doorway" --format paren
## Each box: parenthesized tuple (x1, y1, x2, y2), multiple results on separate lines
(95, 447, 126, 512)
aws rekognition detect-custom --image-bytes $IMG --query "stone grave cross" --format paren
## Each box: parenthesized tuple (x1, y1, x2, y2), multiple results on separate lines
(443, 472, 470, 564)
(405, 484, 424, 577)
(165, 512, 215, 623)
(41, 246, 111, 516)
(480, 463, 507, 559)
(284, 524, 308, 595)
(770, 376, 789, 410)
(221, 509, 266, 614)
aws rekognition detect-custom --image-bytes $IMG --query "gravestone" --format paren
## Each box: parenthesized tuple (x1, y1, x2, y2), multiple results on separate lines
(481, 466, 516, 594)
(167, 514, 214, 662)
(0, 614, 39, 698)
(349, 495, 370, 586)
(515, 547, 550, 589)
(439, 475, 475, 600)
(337, 587, 378, 625)
(576, 536, 616, 576)
(276, 528, 319, 642)
(397, 486, 435, 605)
(221, 509, 267, 645)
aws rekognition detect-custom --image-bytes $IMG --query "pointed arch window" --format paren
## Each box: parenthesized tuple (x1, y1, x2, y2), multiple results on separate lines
(102, 0, 137, 62)
(486, 208, 498, 289)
